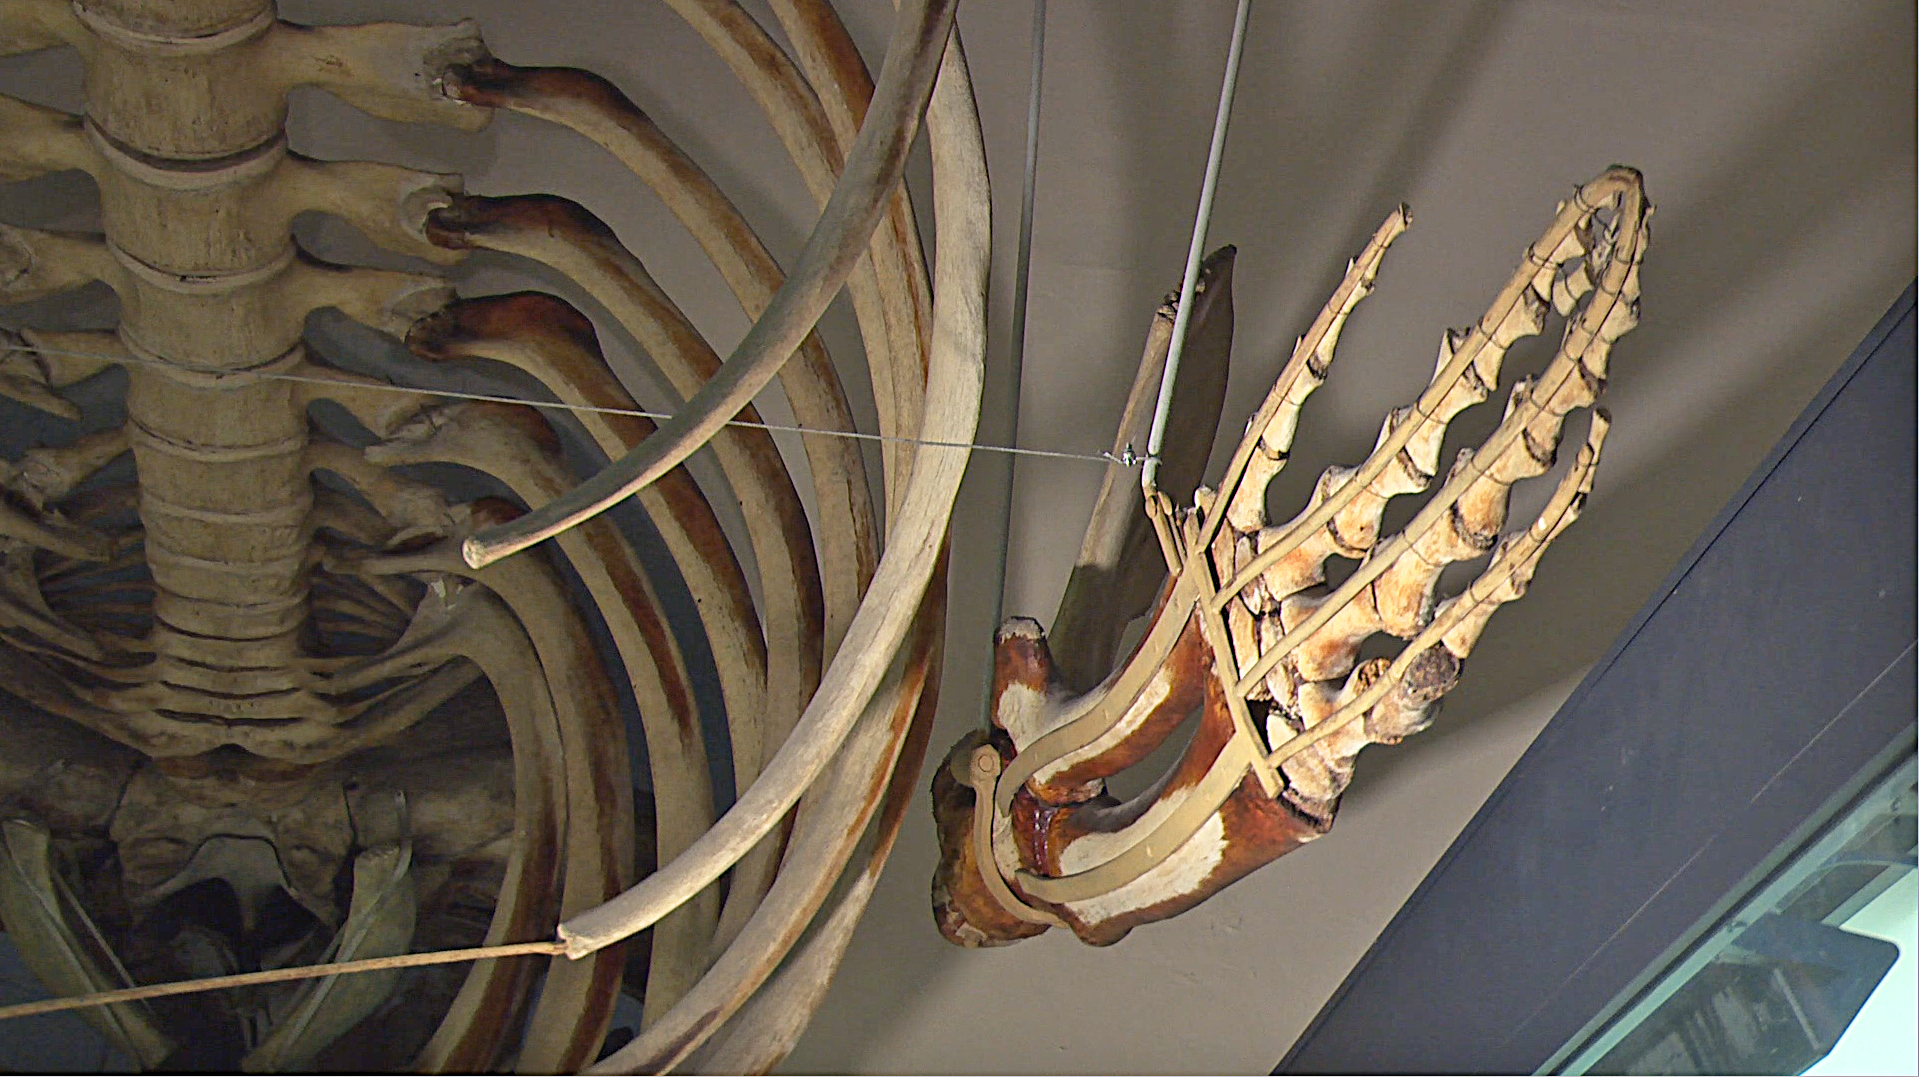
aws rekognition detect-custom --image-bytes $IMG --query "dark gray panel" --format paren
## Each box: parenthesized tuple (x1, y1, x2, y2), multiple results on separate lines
(1277, 283, 1917, 1075)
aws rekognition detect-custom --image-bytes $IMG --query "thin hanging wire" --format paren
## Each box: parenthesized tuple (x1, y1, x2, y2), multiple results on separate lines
(7, 340, 1127, 468)
(1140, 0, 1252, 494)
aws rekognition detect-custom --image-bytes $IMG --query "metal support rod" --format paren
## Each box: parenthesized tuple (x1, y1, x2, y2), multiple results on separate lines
(984, 0, 1047, 646)
(1140, 0, 1252, 495)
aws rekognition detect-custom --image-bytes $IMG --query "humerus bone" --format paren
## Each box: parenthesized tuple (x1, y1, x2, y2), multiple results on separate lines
(933, 168, 1648, 947)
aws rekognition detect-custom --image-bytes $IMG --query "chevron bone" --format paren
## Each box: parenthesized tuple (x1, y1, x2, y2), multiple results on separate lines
(0, 0, 981, 1071)
(933, 167, 1648, 947)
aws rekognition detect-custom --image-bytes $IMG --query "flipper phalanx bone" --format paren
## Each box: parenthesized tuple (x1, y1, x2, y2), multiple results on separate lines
(933, 168, 1648, 947)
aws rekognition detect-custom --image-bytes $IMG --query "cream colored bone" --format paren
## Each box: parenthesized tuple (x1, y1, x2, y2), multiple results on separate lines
(458, 0, 957, 565)
(0, 0, 974, 1069)
(937, 170, 1649, 949)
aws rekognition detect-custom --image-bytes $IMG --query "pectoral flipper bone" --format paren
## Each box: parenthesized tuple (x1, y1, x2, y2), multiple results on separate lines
(934, 168, 1648, 946)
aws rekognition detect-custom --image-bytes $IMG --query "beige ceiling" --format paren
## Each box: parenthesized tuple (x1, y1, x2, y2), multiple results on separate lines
(0, 1, 1911, 1072)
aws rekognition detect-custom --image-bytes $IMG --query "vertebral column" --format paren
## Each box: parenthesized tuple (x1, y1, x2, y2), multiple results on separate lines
(82, 0, 320, 724)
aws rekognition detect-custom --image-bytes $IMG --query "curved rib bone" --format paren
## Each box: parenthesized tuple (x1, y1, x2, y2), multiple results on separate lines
(0, 431, 129, 613)
(340, 496, 634, 1074)
(5, 0, 992, 1063)
(437, 57, 879, 650)
(590, 559, 945, 1075)
(671, 0, 932, 504)
(0, 1, 972, 1062)
(556, 9, 987, 965)
(0, 819, 173, 1068)
(0, 533, 112, 660)
(421, 196, 826, 828)
(0, 495, 114, 564)
(690, 584, 945, 1073)
(361, 403, 719, 1024)
(319, 574, 566, 1073)
(459, 0, 956, 567)
(401, 293, 798, 944)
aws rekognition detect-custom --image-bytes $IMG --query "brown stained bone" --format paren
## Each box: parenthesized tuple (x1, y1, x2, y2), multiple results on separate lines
(561, 20, 987, 1065)
(933, 171, 1648, 949)
(330, 579, 567, 1073)
(929, 728, 1048, 948)
(400, 295, 769, 733)
(458, 0, 957, 568)
(438, 59, 878, 657)
(1044, 676, 1328, 947)
(355, 409, 715, 1026)
(402, 292, 812, 949)
(418, 198, 834, 967)
(3, 0, 979, 1066)
(343, 498, 635, 1073)
(761, 0, 937, 351)
(690, 584, 945, 1073)
(421, 198, 827, 875)
(763, 0, 937, 508)
(592, 551, 948, 1075)
(1016, 600, 1212, 801)
(933, 617, 1325, 948)
(399, 294, 768, 750)
(580, 13, 973, 1056)
(667, 0, 933, 505)
(592, 26, 983, 1064)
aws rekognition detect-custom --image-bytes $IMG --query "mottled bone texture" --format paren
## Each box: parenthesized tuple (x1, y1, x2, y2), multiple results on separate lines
(934, 170, 1648, 947)
(0, 0, 970, 1071)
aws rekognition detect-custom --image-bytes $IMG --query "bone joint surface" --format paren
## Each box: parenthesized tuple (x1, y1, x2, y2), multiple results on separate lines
(0, 0, 984, 1071)
(932, 168, 1649, 949)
